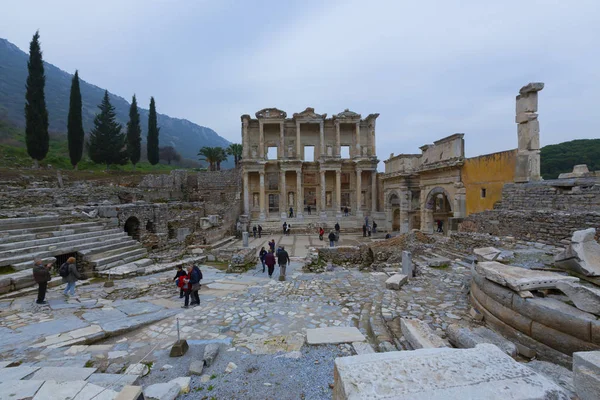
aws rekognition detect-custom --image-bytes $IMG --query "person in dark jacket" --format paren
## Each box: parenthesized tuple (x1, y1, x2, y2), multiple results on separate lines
(188, 265, 202, 306)
(362, 224, 367, 237)
(252, 226, 257, 238)
(328, 231, 336, 247)
(173, 266, 187, 298)
(259, 247, 267, 273)
(289, 207, 294, 218)
(277, 246, 291, 279)
(32, 259, 52, 304)
(335, 222, 340, 233)
(373, 221, 377, 233)
(264, 250, 276, 278)
(258, 225, 263, 238)
(62, 257, 81, 297)
(269, 239, 276, 252)
(282, 222, 287, 235)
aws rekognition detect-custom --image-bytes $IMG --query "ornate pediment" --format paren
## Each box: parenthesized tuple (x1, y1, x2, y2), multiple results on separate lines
(335, 109, 362, 120)
(292, 107, 326, 120)
(255, 108, 287, 119)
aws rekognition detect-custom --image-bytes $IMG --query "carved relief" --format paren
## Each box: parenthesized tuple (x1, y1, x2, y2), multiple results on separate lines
(335, 109, 362, 120)
(292, 107, 326, 120)
(255, 108, 287, 119)
(253, 193, 259, 207)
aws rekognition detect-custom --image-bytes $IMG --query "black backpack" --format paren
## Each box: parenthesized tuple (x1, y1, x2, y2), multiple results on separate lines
(59, 262, 69, 277)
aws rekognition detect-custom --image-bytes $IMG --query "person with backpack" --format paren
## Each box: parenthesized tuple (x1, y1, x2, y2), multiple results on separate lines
(277, 246, 290, 280)
(60, 257, 81, 297)
(173, 266, 187, 298)
(264, 249, 276, 278)
(32, 259, 52, 305)
(319, 227, 324, 241)
(328, 231, 337, 247)
(188, 265, 202, 306)
(259, 247, 267, 273)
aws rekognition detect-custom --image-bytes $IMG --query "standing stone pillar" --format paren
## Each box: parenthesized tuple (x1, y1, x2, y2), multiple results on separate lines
(259, 171, 266, 220)
(259, 120, 265, 160)
(515, 82, 544, 182)
(242, 117, 249, 159)
(279, 122, 285, 159)
(319, 121, 325, 158)
(320, 170, 326, 219)
(355, 168, 363, 219)
(296, 121, 301, 160)
(335, 169, 342, 217)
(335, 120, 341, 157)
(296, 169, 303, 220)
(242, 232, 249, 248)
(243, 171, 250, 215)
(399, 187, 409, 233)
(355, 122, 361, 157)
(402, 251, 413, 278)
(420, 188, 433, 233)
(280, 170, 286, 219)
(371, 171, 377, 213)
(370, 119, 377, 157)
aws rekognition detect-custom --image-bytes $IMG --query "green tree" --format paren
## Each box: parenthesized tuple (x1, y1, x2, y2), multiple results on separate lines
(226, 143, 243, 167)
(67, 70, 84, 169)
(540, 139, 600, 179)
(24, 31, 49, 168)
(216, 147, 227, 171)
(159, 146, 181, 165)
(126, 94, 142, 169)
(88, 90, 128, 170)
(147, 97, 160, 165)
(198, 146, 224, 171)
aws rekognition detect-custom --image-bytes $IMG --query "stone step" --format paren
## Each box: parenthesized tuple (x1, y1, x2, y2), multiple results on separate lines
(79, 239, 137, 259)
(209, 236, 236, 249)
(88, 244, 143, 262)
(0, 228, 123, 252)
(0, 221, 105, 238)
(0, 225, 108, 245)
(0, 232, 130, 268)
(0, 215, 59, 230)
(96, 256, 205, 279)
(92, 248, 148, 270)
(10, 256, 57, 272)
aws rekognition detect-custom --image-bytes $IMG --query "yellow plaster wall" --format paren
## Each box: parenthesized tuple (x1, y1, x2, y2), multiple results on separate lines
(461, 150, 517, 216)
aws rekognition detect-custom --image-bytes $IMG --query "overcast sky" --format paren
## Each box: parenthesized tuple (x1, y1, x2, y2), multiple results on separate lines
(2, 0, 599, 163)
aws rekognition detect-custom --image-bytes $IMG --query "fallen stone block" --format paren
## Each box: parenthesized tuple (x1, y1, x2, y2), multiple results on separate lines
(169, 377, 190, 394)
(469, 307, 483, 321)
(144, 381, 181, 400)
(115, 385, 144, 400)
(202, 343, 220, 367)
(385, 273, 407, 290)
(446, 324, 517, 358)
(573, 351, 600, 400)
(225, 362, 237, 373)
(400, 318, 447, 349)
(306, 327, 366, 345)
(124, 363, 149, 377)
(428, 256, 451, 267)
(474, 247, 502, 261)
(556, 281, 600, 315)
(352, 342, 375, 355)
(554, 228, 600, 276)
(475, 261, 578, 291)
(333, 344, 568, 400)
(188, 360, 204, 375)
(526, 360, 576, 398)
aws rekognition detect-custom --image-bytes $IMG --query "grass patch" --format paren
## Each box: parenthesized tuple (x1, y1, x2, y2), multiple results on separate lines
(84, 360, 94, 368)
(204, 261, 229, 271)
(207, 385, 214, 391)
(429, 264, 450, 269)
(210, 374, 217, 380)
(0, 265, 16, 275)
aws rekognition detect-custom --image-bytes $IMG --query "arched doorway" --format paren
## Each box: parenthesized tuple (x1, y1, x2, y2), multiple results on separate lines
(392, 209, 400, 231)
(388, 192, 401, 231)
(424, 187, 453, 233)
(124, 216, 141, 241)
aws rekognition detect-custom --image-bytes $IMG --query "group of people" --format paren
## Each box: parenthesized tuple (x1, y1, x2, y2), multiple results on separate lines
(252, 224, 263, 238)
(259, 240, 290, 279)
(283, 221, 291, 235)
(32, 256, 83, 305)
(362, 216, 377, 237)
(318, 222, 341, 247)
(173, 264, 203, 308)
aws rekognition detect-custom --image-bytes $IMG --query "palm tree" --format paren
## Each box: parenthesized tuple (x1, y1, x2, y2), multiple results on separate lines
(198, 146, 221, 171)
(215, 147, 227, 171)
(226, 143, 243, 167)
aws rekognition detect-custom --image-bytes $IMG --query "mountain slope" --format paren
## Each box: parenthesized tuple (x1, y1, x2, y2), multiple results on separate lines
(540, 138, 600, 179)
(0, 37, 230, 161)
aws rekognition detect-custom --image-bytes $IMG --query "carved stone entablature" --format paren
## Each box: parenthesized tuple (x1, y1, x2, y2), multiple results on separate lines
(292, 107, 327, 121)
(255, 108, 287, 119)
(241, 114, 251, 121)
(334, 109, 362, 120)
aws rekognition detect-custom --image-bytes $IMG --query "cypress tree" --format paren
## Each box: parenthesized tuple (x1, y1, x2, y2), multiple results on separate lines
(126, 95, 141, 169)
(88, 90, 128, 170)
(147, 97, 160, 165)
(24, 31, 49, 168)
(67, 70, 84, 169)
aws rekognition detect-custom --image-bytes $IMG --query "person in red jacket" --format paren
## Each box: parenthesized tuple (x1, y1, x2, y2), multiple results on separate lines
(264, 249, 277, 278)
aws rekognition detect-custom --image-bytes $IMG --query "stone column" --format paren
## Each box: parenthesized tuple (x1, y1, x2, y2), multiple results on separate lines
(370, 120, 376, 157)
(335, 169, 342, 217)
(371, 171, 377, 213)
(355, 168, 363, 219)
(399, 186, 409, 233)
(420, 188, 433, 233)
(280, 170, 286, 219)
(259, 120, 265, 160)
(355, 122, 361, 157)
(296, 121, 301, 160)
(515, 82, 544, 182)
(242, 119, 249, 159)
(259, 171, 266, 220)
(335, 121, 341, 157)
(320, 170, 326, 211)
(296, 169, 303, 220)
(243, 171, 250, 215)
(279, 122, 285, 159)
(319, 120, 325, 158)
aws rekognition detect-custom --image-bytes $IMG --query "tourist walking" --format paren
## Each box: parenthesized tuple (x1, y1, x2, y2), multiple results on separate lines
(180, 269, 191, 308)
(289, 207, 294, 218)
(277, 245, 290, 280)
(368, 225, 372, 237)
(252, 226, 257, 238)
(258, 225, 263, 238)
(328, 231, 336, 247)
(269, 239, 276, 252)
(283, 222, 287, 235)
(60, 257, 81, 297)
(264, 249, 276, 278)
(437, 220, 443, 233)
(373, 221, 377, 233)
(259, 247, 267, 272)
(307, 205, 311, 215)
(362, 224, 367, 237)
(335, 222, 340, 233)
(344, 206, 349, 216)
(173, 265, 187, 298)
(319, 226, 324, 241)
(188, 265, 202, 306)
(32, 259, 52, 304)
(286, 224, 291, 235)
